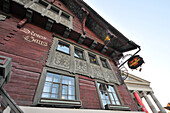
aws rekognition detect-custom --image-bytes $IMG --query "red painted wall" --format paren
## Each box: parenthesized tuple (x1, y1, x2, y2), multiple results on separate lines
(78, 75, 101, 109)
(116, 84, 138, 111)
(0, 17, 53, 105)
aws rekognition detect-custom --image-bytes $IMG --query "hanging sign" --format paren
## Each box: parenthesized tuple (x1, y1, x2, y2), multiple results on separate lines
(128, 55, 144, 69)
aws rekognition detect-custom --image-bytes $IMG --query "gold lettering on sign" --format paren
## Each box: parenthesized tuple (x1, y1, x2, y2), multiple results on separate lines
(20, 28, 48, 46)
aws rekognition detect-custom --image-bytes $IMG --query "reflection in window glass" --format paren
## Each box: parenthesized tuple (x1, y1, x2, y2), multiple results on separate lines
(74, 48, 84, 59)
(98, 83, 121, 108)
(41, 72, 75, 100)
(89, 54, 98, 64)
(57, 41, 70, 54)
(100, 58, 109, 68)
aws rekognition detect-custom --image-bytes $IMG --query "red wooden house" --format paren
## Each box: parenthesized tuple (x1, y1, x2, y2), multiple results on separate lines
(0, 0, 143, 112)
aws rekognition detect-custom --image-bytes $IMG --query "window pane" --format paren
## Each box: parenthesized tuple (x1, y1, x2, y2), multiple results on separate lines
(42, 93, 50, 98)
(106, 98, 111, 104)
(108, 86, 115, 92)
(89, 54, 97, 64)
(101, 59, 108, 68)
(62, 85, 68, 95)
(68, 77, 74, 85)
(61, 95, 67, 100)
(51, 94, 58, 99)
(46, 72, 53, 81)
(62, 76, 69, 84)
(113, 93, 119, 101)
(43, 82, 52, 92)
(52, 84, 59, 94)
(116, 100, 121, 105)
(74, 49, 84, 59)
(53, 74, 60, 83)
(102, 100, 107, 108)
(68, 86, 75, 95)
(112, 100, 116, 105)
(68, 96, 75, 100)
(105, 93, 109, 100)
(98, 83, 106, 91)
(100, 92, 105, 99)
(57, 42, 69, 54)
(109, 93, 114, 101)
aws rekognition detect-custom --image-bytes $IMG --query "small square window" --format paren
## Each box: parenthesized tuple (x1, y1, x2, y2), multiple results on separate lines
(57, 41, 70, 54)
(74, 48, 84, 59)
(89, 54, 98, 64)
(100, 58, 109, 68)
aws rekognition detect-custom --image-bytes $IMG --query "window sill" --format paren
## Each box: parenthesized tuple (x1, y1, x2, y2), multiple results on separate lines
(105, 104, 130, 111)
(38, 98, 82, 108)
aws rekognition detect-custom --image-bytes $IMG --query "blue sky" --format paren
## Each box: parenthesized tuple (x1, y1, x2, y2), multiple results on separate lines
(85, 0, 170, 110)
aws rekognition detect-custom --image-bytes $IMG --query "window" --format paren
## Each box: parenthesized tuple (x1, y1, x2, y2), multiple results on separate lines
(74, 48, 84, 59)
(97, 83, 121, 108)
(100, 58, 109, 68)
(33, 68, 82, 108)
(57, 41, 70, 54)
(41, 72, 75, 100)
(61, 12, 70, 20)
(89, 53, 98, 64)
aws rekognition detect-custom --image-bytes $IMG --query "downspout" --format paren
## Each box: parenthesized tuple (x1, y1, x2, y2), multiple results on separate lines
(81, 7, 89, 35)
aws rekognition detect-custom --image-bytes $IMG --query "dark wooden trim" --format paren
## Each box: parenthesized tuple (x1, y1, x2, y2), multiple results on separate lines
(90, 40, 97, 50)
(25, 9, 33, 22)
(77, 35, 85, 44)
(45, 19, 54, 31)
(101, 46, 108, 54)
(63, 27, 71, 38)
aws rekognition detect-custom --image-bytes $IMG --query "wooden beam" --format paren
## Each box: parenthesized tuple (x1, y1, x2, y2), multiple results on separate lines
(63, 27, 71, 38)
(101, 46, 108, 54)
(90, 40, 97, 49)
(45, 19, 54, 31)
(25, 10, 33, 22)
(17, 18, 28, 28)
(77, 35, 85, 44)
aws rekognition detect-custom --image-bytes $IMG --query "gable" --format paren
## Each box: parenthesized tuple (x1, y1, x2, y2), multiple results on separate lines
(121, 71, 150, 86)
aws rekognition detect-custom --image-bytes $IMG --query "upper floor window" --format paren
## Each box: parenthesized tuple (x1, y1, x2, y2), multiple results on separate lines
(97, 83, 121, 108)
(89, 53, 98, 64)
(57, 41, 70, 54)
(100, 58, 110, 69)
(42, 72, 75, 100)
(74, 48, 84, 59)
